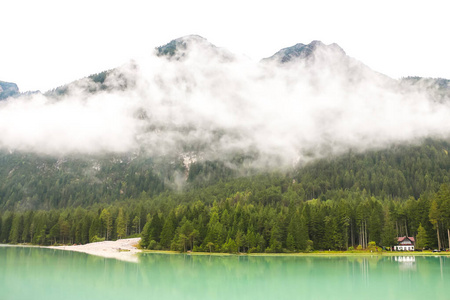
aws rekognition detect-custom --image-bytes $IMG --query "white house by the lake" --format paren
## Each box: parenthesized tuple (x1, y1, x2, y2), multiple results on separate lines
(394, 236, 415, 251)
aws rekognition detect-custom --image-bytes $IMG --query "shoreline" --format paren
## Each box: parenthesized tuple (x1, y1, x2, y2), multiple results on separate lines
(46, 238, 141, 263)
(142, 249, 450, 257)
(3, 240, 449, 260)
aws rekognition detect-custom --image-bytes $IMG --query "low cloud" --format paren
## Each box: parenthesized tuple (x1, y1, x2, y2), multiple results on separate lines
(0, 37, 449, 168)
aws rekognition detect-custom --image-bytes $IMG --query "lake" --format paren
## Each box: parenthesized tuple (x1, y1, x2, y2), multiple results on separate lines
(0, 246, 449, 300)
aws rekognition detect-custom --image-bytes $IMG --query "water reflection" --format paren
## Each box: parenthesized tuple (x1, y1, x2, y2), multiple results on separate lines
(1, 247, 450, 300)
(394, 256, 416, 270)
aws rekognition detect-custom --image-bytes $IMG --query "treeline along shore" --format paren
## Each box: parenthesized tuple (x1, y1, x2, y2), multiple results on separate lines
(1, 140, 450, 253)
(1, 177, 449, 253)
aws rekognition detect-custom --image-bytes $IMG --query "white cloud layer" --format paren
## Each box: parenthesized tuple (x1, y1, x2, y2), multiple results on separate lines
(0, 39, 449, 167)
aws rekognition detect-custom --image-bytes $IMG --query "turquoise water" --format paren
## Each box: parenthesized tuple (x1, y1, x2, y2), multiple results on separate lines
(0, 247, 449, 300)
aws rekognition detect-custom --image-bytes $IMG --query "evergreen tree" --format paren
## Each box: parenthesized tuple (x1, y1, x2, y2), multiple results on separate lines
(222, 238, 237, 253)
(89, 216, 102, 242)
(59, 219, 70, 244)
(286, 213, 299, 251)
(298, 214, 309, 251)
(149, 213, 163, 242)
(429, 200, 441, 249)
(100, 209, 112, 240)
(49, 222, 60, 244)
(116, 208, 126, 239)
(160, 212, 176, 249)
(381, 212, 397, 249)
(235, 230, 244, 252)
(81, 214, 91, 244)
(286, 233, 295, 251)
(268, 223, 282, 252)
(21, 211, 33, 243)
(140, 221, 152, 249)
(416, 223, 428, 250)
(203, 211, 222, 251)
(9, 214, 23, 244)
(1, 213, 13, 243)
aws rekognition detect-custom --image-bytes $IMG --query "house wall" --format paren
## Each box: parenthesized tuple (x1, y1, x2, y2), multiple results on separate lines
(394, 245, 414, 251)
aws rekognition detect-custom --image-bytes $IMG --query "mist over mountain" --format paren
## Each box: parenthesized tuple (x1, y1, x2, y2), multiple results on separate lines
(0, 35, 450, 210)
(400, 76, 450, 103)
(2, 35, 448, 159)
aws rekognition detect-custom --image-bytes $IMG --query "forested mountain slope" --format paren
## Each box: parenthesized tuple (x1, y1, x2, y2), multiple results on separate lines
(1, 36, 450, 252)
(0, 139, 449, 211)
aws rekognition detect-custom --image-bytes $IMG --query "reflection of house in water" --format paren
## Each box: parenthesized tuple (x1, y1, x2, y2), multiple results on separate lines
(394, 237, 415, 251)
(394, 256, 415, 263)
(394, 256, 416, 270)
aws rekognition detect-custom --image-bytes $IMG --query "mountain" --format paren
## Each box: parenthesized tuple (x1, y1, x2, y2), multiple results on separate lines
(44, 63, 138, 98)
(155, 35, 234, 62)
(262, 40, 396, 90)
(0, 81, 19, 100)
(262, 40, 346, 63)
(156, 35, 208, 58)
(44, 35, 233, 99)
(400, 76, 450, 102)
(1, 36, 450, 251)
(0, 35, 449, 211)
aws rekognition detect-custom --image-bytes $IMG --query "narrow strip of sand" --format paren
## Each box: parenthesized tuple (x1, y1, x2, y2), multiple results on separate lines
(47, 238, 141, 263)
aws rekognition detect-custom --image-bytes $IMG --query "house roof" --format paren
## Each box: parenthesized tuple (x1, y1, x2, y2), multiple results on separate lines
(398, 236, 415, 242)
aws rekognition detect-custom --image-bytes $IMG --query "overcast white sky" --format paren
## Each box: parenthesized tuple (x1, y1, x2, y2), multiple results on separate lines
(1, 0, 449, 92)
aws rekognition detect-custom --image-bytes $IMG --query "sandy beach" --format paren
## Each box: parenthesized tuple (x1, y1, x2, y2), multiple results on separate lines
(47, 238, 142, 263)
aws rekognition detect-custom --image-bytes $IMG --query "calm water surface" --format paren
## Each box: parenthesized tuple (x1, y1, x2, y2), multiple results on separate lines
(0, 246, 449, 300)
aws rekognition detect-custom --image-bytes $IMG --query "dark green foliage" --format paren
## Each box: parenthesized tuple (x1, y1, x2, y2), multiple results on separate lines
(1, 140, 449, 212)
(149, 213, 163, 242)
(296, 140, 450, 200)
(139, 221, 152, 249)
(416, 224, 428, 250)
(381, 212, 397, 248)
(0, 152, 171, 210)
(1, 212, 13, 243)
(160, 212, 176, 249)
(0, 139, 450, 251)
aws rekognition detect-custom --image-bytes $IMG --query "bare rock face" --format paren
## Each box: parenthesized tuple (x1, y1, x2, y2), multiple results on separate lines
(262, 40, 346, 64)
(0, 81, 19, 100)
(155, 35, 235, 62)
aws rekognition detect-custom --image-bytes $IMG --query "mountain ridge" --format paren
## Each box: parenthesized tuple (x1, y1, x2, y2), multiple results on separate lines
(3, 35, 448, 98)
(261, 40, 346, 63)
